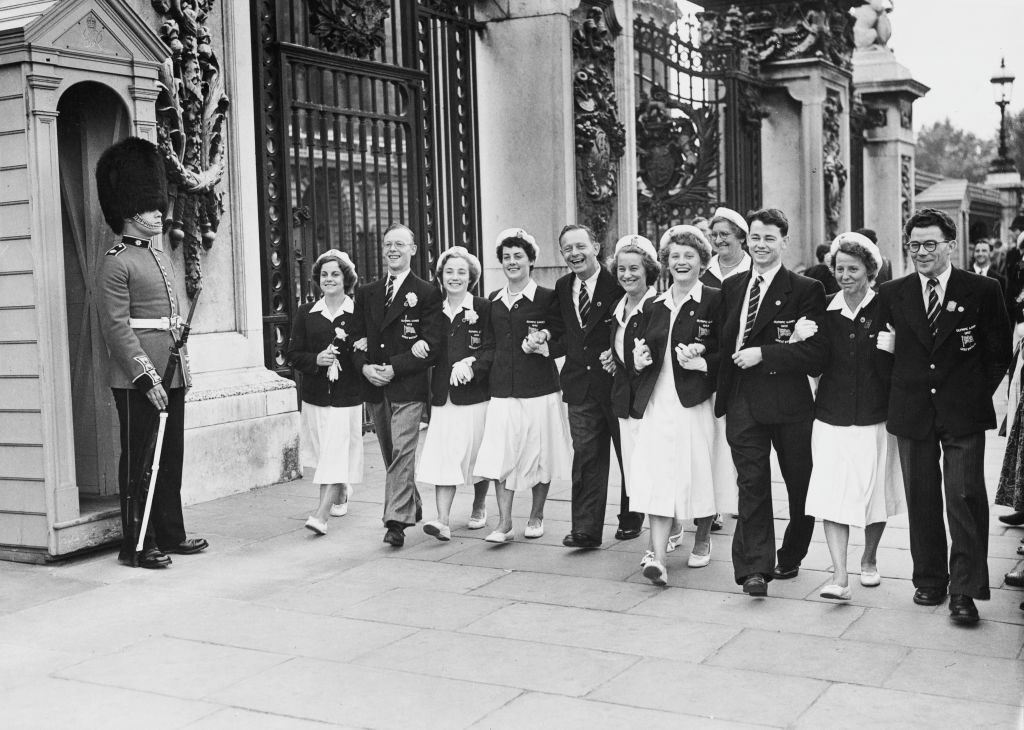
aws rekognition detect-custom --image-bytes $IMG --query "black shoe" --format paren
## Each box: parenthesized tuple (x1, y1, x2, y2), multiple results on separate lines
(913, 586, 947, 606)
(1004, 570, 1024, 588)
(161, 537, 209, 555)
(562, 532, 601, 549)
(948, 594, 979, 625)
(772, 565, 799, 580)
(119, 548, 171, 569)
(710, 513, 723, 532)
(384, 522, 405, 547)
(742, 574, 768, 596)
(614, 527, 641, 541)
(997, 510, 1024, 526)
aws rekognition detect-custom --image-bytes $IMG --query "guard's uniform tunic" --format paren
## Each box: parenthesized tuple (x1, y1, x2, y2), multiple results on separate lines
(96, 235, 189, 558)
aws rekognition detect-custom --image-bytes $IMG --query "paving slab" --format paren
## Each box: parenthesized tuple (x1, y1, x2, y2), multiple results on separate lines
(468, 570, 651, 611)
(881, 647, 1024, 706)
(183, 707, 352, 729)
(334, 556, 508, 593)
(441, 539, 643, 581)
(0, 642, 87, 693)
(341, 586, 510, 630)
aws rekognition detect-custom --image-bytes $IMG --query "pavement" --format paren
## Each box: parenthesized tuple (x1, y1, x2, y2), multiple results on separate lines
(1, 419, 1023, 729)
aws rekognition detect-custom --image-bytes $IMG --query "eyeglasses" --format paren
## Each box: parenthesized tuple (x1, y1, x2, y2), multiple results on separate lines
(709, 231, 733, 241)
(906, 240, 949, 253)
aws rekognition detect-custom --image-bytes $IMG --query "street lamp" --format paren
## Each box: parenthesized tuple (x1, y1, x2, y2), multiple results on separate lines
(989, 57, 1016, 174)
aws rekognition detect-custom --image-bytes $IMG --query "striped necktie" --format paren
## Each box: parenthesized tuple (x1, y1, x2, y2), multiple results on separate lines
(385, 274, 396, 307)
(926, 278, 940, 337)
(741, 275, 763, 346)
(578, 279, 591, 325)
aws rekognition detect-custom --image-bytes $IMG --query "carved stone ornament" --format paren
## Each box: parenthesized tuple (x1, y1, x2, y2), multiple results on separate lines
(152, 0, 230, 299)
(308, 0, 390, 59)
(741, 1, 857, 71)
(851, 0, 893, 50)
(571, 2, 626, 244)
(635, 84, 720, 228)
(823, 90, 847, 240)
(899, 97, 912, 130)
(900, 153, 912, 231)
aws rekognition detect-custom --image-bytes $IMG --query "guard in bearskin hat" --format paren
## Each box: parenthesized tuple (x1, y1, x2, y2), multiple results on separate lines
(95, 136, 208, 568)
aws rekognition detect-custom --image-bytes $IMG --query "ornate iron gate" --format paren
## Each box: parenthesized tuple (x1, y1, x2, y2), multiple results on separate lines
(633, 9, 764, 243)
(252, 0, 481, 376)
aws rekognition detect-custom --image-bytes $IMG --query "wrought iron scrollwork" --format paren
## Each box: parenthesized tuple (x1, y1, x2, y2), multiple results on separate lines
(823, 90, 847, 241)
(571, 2, 625, 244)
(635, 84, 720, 229)
(152, 0, 230, 299)
(308, 0, 390, 58)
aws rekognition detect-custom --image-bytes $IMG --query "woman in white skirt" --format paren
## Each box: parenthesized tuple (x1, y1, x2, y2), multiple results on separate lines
(418, 247, 494, 540)
(286, 250, 364, 535)
(803, 232, 905, 600)
(473, 228, 573, 543)
(630, 226, 733, 585)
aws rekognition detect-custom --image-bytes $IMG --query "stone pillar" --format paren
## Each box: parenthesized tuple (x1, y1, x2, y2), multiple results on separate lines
(984, 175, 1024, 248)
(854, 48, 928, 278)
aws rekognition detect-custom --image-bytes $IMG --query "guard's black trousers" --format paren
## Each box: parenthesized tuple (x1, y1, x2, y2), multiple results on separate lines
(112, 387, 186, 559)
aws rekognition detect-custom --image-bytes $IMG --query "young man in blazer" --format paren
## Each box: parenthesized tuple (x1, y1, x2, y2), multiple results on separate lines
(876, 208, 1010, 624)
(544, 224, 643, 548)
(715, 208, 827, 597)
(351, 223, 444, 547)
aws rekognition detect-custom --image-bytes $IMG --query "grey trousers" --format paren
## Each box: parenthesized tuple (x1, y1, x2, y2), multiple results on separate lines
(368, 397, 424, 527)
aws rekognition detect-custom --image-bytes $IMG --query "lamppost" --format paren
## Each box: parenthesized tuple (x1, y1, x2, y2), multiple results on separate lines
(989, 57, 1016, 174)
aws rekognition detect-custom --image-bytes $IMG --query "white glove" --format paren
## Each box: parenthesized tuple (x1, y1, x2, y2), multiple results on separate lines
(789, 316, 818, 343)
(876, 323, 895, 353)
(633, 338, 653, 370)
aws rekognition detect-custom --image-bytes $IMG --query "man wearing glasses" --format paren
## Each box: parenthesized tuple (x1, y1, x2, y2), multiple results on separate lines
(876, 208, 1010, 625)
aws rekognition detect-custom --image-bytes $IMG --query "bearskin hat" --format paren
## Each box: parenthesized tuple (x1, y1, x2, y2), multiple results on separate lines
(94, 137, 168, 234)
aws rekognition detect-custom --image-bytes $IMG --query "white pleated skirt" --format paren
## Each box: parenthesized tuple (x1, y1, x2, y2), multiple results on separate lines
(473, 394, 573, 491)
(617, 417, 642, 497)
(805, 420, 906, 527)
(416, 399, 489, 487)
(300, 403, 364, 485)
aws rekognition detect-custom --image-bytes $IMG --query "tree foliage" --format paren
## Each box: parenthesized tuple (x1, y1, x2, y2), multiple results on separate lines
(915, 119, 996, 182)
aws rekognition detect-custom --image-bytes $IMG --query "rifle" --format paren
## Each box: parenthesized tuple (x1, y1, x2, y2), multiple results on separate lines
(129, 292, 200, 562)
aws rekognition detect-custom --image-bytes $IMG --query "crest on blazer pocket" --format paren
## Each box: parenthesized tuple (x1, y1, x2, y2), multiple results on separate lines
(956, 323, 977, 351)
(401, 316, 419, 340)
(697, 318, 712, 339)
(468, 328, 482, 349)
(773, 318, 795, 343)
(526, 319, 545, 334)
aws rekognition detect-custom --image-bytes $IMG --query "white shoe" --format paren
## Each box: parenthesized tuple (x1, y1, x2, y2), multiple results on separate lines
(640, 550, 656, 567)
(467, 509, 488, 530)
(666, 526, 685, 553)
(687, 541, 712, 568)
(860, 569, 881, 587)
(330, 503, 348, 517)
(642, 560, 668, 586)
(423, 521, 451, 541)
(304, 516, 327, 536)
(484, 528, 514, 543)
(820, 584, 852, 600)
(524, 520, 544, 538)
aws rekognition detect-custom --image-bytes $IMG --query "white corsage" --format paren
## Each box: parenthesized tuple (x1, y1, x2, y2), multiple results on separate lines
(464, 309, 479, 325)
(405, 292, 418, 307)
(946, 300, 957, 312)
(334, 326, 347, 341)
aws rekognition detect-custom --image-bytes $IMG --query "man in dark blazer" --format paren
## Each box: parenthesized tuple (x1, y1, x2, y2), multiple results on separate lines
(351, 223, 444, 547)
(972, 239, 1011, 315)
(715, 208, 827, 597)
(876, 208, 1010, 624)
(545, 224, 641, 548)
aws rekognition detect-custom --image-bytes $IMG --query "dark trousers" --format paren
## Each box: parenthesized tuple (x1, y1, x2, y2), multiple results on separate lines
(367, 396, 424, 527)
(896, 428, 991, 599)
(725, 390, 815, 583)
(567, 398, 643, 541)
(112, 387, 186, 558)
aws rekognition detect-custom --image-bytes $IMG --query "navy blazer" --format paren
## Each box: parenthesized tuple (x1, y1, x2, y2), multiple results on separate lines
(608, 297, 650, 419)
(548, 268, 623, 405)
(430, 295, 495, 407)
(286, 300, 362, 407)
(877, 268, 1010, 439)
(633, 286, 722, 414)
(350, 271, 444, 404)
(715, 267, 827, 422)
(487, 284, 561, 399)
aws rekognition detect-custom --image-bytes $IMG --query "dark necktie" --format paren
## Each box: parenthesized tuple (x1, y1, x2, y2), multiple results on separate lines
(578, 279, 591, 325)
(926, 278, 940, 337)
(385, 274, 396, 307)
(741, 275, 764, 346)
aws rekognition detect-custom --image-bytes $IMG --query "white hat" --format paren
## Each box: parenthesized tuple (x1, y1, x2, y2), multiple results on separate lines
(659, 224, 710, 251)
(314, 248, 355, 270)
(711, 206, 749, 235)
(830, 231, 883, 272)
(496, 227, 538, 260)
(613, 234, 657, 261)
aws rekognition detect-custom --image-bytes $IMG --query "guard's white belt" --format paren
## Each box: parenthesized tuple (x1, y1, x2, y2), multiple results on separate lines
(129, 316, 181, 330)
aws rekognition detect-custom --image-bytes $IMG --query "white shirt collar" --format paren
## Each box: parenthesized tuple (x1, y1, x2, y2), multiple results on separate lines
(826, 288, 875, 320)
(443, 296, 474, 320)
(750, 262, 782, 291)
(973, 264, 989, 276)
(656, 281, 704, 309)
(499, 278, 538, 307)
(919, 265, 952, 300)
(311, 295, 354, 321)
(613, 287, 656, 325)
(386, 268, 412, 291)
(573, 267, 600, 294)
(706, 252, 751, 281)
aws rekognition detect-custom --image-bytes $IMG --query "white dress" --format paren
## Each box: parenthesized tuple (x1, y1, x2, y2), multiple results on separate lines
(300, 404, 364, 485)
(416, 399, 489, 487)
(628, 296, 732, 518)
(612, 289, 655, 496)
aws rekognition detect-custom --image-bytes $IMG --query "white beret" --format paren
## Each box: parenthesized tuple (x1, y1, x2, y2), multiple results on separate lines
(711, 207, 749, 235)
(659, 224, 710, 250)
(496, 227, 538, 260)
(613, 234, 657, 261)
(830, 231, 884, 272)
(314, 248, 355, 270)
(436, 245, 482, 276)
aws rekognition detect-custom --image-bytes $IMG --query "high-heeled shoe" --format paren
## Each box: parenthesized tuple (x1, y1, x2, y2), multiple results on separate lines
(484, 527, 514, 543)
(687, 541, 712, 568)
